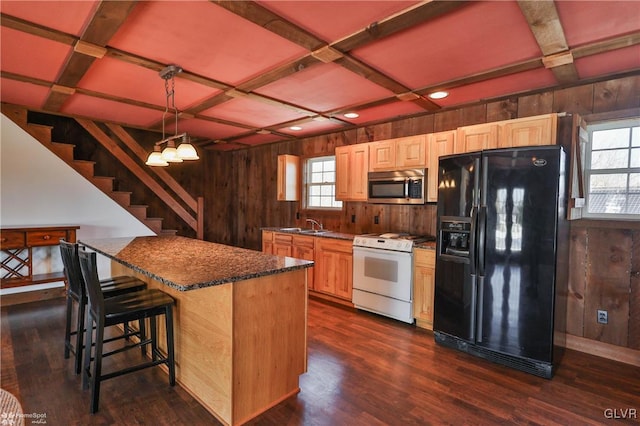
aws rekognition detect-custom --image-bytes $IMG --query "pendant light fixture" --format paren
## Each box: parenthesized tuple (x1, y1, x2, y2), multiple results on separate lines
(145, 65, 199, 166)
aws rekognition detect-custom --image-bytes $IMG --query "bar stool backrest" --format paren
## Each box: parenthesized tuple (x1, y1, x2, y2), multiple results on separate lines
(60, 239, 84, 300)
(78, 250, 105, 320)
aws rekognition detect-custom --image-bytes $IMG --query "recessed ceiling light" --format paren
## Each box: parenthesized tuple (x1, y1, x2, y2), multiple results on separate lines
(344, 112, 359, 119)
(289, 126, 303, 131)
(429, 91, 449, 100)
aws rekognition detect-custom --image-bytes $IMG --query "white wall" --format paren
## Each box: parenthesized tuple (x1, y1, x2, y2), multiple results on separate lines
(0, 113, 154, 293)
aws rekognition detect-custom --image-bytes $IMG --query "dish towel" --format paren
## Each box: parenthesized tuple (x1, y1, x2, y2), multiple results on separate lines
(0, 389, 24, 426)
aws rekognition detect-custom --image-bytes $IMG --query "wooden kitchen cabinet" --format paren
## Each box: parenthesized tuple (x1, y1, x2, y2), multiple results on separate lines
(277, 154, 300, 201)
(413, 248, 436, 330)
(396, 135, 427, 168)
(292, 235, 315, 290)
(336, 144, 368, 201)
(273, 233, 293, 257)
(498, 113, 557, 148)
(427, 130, 456, 203)
(314, 237, 353, 301)
(262, 230, 274, 253)
(369, 140, 396, 171)
(369, 135, 427, 171)
(455, 123, 498, 153)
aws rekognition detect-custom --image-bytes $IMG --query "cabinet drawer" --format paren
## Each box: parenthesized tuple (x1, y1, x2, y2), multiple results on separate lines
(26, 230, 68, 247)
(0, 231, 26, 249)
(414, 249, 435, 267)
(274, 233, 293, 245)
(292, 235, 315, 250)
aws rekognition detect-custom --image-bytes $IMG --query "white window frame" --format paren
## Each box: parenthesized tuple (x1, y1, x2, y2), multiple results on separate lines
(583, 117, 640, 220)
(303, 155, 343, 211)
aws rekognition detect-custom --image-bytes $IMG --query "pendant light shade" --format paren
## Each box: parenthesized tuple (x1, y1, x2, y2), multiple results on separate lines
(176, 134, 199, 160)
(161, 140, 183, 162)
(145, 146, 169, 166)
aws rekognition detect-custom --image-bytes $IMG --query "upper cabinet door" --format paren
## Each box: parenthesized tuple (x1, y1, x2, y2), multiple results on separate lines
(277, 154, 299, 201)
(335, 146, 351, 200)
(427, 130, 455, 203)
(499, 113, 557, 148)
(369, 140, 396, 171)
(396, 135, 427, 169)
(336, 144, 369, 201)
(350, 144, 369, 201)
(455, 123, 498, 153)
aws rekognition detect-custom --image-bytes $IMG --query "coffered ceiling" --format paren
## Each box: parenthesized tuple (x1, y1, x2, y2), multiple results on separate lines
(1, 1, 639, 151)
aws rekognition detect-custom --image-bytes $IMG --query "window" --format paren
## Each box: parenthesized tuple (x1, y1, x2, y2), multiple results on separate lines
(584, 118, 640, 219)
(305, 156, 342, 210)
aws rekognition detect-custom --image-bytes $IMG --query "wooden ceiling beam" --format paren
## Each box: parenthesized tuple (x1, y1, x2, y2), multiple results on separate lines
(211, 0, 325, 51)
(517, 0, 579, 84)
(0, 13, 75, 45)
(332, 1, 471, 53)
(42, 1, 137, 111)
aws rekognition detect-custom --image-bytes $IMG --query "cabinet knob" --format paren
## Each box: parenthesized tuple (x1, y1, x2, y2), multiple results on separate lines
(43, 235, 51, 240)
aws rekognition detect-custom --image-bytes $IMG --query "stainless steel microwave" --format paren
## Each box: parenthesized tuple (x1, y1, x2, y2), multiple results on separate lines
(367, 169, 426, 204)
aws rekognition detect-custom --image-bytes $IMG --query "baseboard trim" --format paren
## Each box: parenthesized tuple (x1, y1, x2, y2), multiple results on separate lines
(563, 334, 640, 367)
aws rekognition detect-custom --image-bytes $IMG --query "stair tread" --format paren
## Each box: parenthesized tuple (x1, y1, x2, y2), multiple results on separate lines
(73, 159, 96, 164)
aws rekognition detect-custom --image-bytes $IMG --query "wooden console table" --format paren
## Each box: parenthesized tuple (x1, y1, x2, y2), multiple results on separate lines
(1, 225, 79, 289)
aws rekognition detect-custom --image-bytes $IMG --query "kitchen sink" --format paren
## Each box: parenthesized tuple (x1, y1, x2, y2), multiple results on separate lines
(298, 229, 330, 234)
(278, 227, 330, 234)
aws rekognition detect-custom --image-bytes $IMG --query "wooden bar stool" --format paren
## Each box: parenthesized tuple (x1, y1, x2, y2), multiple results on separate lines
(78, 250, 176, 414)
(60, 240, 147, 374)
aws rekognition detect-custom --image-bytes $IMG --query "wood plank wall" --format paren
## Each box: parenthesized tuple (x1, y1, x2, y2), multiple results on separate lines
(204, 74, 640, 352)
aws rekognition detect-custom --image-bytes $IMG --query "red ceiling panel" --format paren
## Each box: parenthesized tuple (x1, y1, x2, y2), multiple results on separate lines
(0, 27, 71, 81)
(60, 94, 162, 127)
(436, 68, 557, 108)
(78, 57, 220, 109)
(277, 118, 344, 137)
(575, 46, 640, 80)
(256, 62, 394, 113)
(200, 97, 308, 128)
(1, 1, 98, 37)
(260, 0, 418, 42)
(351, 1, 541, 89)
(0, 78, 50, 109)
(557, 1, 640, 47)
(231, 133, 283, 146)
(177, 118, 248, 141)
(108, 1, 308, 86)
(339, 101, 425, 125)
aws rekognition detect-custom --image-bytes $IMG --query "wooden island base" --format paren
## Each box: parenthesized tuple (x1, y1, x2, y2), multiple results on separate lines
(112, 262, 308, 426)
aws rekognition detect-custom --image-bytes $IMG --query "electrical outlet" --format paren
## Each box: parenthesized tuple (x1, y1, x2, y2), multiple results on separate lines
(374, 215, 379, 224)
(351, 214, 356, 223)
(597, 310, 608, 324)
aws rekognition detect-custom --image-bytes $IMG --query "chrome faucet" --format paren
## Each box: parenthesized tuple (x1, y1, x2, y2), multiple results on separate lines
(306, 218, 323, 231)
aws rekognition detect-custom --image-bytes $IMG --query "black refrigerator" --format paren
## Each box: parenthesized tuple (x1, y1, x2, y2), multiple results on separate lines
(433, 145, 569, 378)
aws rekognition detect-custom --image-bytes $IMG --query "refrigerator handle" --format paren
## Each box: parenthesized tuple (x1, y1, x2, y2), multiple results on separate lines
(469, 206, 477, 275)
(477, 205, 487, 277)
(476, 275, 484, 343)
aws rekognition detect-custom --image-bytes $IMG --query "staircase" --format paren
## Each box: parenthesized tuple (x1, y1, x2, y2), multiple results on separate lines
(2, 104, 175, 235)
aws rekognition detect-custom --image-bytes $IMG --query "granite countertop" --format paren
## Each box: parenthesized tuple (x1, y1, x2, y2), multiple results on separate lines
(414, 241, 436, 250)
(262, 227, 355, 241)
(80, 236, 313, 292)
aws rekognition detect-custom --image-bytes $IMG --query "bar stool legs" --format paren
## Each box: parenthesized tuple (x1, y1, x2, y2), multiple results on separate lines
(78, 250, 176, 414)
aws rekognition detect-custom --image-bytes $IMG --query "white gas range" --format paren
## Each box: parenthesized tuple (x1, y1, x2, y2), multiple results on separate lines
(352, 233, 434, 324)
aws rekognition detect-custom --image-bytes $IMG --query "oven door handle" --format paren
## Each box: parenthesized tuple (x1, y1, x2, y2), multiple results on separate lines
(353, 246, 412, 258)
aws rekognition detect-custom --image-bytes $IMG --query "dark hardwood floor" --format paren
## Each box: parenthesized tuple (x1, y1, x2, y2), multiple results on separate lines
(2, 297, 639, 425)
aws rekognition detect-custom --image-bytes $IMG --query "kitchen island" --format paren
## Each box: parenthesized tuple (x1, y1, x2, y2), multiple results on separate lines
(79, 236, 313, 426)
